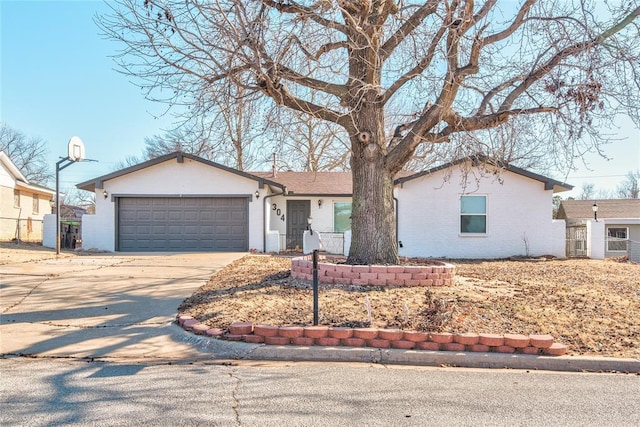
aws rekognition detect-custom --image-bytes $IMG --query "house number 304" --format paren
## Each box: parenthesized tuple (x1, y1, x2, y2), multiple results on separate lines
(272, 203, 285, 221)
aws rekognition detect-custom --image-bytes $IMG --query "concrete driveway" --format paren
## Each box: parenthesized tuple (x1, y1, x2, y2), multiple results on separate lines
(0, 247, 246, 360)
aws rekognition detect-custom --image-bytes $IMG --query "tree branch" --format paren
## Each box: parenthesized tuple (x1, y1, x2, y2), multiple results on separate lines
(380, 0, 439, 61)
(261, 0, 348, 33)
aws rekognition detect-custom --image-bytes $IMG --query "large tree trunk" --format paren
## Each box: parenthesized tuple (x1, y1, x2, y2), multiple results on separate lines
(347, 107, 398, 265)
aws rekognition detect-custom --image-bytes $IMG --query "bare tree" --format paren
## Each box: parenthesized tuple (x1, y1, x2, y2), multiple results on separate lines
(0, 123, 52, 185)
(98, 1, 640, 264)
(268, 106, 351, 171)
(60, 188, 96, 214)
(131, 85, 271, 170)
(579, 183, 595, 200)
(617, 170, 640, 198)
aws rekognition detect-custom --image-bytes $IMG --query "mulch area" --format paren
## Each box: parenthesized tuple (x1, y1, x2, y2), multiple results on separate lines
(178, 255, 640, 359)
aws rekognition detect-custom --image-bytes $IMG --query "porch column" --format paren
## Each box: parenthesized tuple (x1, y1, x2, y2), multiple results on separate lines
(587, 220, 605, 259)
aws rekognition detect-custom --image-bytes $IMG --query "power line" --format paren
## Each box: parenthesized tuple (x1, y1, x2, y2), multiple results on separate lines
(567, 174, 630, 179)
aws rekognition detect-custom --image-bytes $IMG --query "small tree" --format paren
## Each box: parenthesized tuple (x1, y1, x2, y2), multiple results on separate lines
(98, 1, 640, 264)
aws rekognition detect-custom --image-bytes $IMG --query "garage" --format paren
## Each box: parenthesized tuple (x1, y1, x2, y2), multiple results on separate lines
(117, 197, 248, 252)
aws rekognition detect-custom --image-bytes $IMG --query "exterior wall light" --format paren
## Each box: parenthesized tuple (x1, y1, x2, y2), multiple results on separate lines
(592, 202, 598, 221)
(254, 190, 260, 199)
(318, 199, 323, 208)
(103, 190, 109, 199)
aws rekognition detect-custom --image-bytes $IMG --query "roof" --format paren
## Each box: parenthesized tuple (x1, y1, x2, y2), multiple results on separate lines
(252, 171, 353, 196)
(0, 151, 28, 182)
(1, 151, 55, 196)
(76, 151, 572, 197)
(76, 151, 286, 192)
(394, 155, 573, 193)
(557, 199, 640, 220)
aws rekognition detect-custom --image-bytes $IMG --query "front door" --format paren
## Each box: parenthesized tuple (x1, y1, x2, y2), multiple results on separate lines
(286, 200, 310, 251)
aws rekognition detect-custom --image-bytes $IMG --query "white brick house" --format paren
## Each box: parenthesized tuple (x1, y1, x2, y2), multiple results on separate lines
(73, 152, 571, 258)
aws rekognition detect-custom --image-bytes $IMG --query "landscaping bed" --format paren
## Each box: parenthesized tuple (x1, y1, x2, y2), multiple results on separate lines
(178, 255, 640, 359)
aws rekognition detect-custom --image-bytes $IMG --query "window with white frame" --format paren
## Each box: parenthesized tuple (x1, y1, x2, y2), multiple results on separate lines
(460, 195, 487, 234)
(333, 202, 352, 232)
(32, 194, 39, 214)
(607, 227, 628, 252)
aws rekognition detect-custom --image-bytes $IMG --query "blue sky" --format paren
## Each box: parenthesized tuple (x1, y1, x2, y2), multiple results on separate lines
(1, 0, 639, 198)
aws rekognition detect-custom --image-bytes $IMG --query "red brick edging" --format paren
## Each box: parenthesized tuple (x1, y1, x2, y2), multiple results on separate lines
(290, 256, 456, 286)
(176, 315, 568, 356)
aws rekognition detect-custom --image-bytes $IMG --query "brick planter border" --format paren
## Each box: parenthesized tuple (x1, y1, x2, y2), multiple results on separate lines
(290, 256, 456, 287)
(176, 315, 568, 356)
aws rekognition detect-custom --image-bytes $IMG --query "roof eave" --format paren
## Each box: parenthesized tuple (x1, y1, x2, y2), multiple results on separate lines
(394, 155, 573, 193)
(76, 151, 286, 193)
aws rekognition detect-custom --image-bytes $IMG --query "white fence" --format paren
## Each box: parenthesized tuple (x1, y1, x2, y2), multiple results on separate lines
(628, 240, 640, 262)
(277, 232, 346, 255)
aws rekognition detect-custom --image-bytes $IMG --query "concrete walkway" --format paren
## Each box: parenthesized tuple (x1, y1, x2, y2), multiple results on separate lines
(1, 249, 246, 360)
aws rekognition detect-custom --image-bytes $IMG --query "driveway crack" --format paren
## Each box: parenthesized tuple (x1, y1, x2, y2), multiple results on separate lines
(228, 370, 242, 425)
(1, 258, 141, 315)
(2, 277, 52, 314)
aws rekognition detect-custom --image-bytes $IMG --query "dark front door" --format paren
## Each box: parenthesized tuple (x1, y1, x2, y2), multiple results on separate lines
(286, 200, 310, 251)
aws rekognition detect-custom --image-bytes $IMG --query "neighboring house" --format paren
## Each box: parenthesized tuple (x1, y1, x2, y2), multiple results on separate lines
(557, 199, 640, 259)
(0, 151, 55, 242)
(72, 151, 571, 258)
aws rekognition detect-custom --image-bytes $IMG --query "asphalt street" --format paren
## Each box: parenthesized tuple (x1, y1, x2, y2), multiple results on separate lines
(2, 358, 639, 426)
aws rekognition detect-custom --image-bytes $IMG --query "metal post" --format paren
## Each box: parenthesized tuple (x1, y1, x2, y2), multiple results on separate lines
(55, 157, 77, 255)
(55, 161, 61, 255)
(312, 249, 319, 325)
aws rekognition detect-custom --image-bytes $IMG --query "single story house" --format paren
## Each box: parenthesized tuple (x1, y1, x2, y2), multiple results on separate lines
(557, 199, 640, 260)
(0, 151, 55, 242)
(73, 152, 571, 258)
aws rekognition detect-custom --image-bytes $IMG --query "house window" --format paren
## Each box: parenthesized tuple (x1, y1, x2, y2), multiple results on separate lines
(32, 194, 39, 214)
(607, 227, 628, 252)
(333, 202, 352, 232)
(14, 190, 20, 208)
(460, 195, 486, 234)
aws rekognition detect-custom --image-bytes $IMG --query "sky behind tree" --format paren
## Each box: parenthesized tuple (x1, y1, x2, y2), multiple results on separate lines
(1, 0, 638, 198)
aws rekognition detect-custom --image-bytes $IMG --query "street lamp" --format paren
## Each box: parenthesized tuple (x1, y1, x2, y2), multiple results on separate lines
(592, 202, 598, 222)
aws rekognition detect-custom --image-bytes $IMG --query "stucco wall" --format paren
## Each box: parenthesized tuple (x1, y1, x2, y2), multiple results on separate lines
(82, 158, 264, 251)
(396, 166, 563, 259)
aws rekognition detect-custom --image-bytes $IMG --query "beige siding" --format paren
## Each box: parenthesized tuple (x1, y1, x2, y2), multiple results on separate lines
(0, 185, 52, 242)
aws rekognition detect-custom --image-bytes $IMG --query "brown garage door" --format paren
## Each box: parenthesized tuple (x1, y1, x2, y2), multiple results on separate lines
(118, 197, 248, 252)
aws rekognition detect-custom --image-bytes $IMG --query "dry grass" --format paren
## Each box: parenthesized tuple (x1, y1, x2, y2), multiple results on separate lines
(179, 255, 640, 359)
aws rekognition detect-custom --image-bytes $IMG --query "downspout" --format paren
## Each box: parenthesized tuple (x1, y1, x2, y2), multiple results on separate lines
(393, 195, 399, 250)
(263, 186, 288, 253)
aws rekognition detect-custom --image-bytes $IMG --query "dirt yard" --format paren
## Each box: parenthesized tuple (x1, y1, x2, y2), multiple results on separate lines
(179, 255, 640, 359)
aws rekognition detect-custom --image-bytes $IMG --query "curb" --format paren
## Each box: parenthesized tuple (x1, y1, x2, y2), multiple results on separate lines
(175, 322, 640, 373)
(245, 344, 640, 373)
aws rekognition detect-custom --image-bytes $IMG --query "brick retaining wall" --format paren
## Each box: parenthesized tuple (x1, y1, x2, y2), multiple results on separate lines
(177, 315, 568, 356)
(290, 256, 456, 286)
